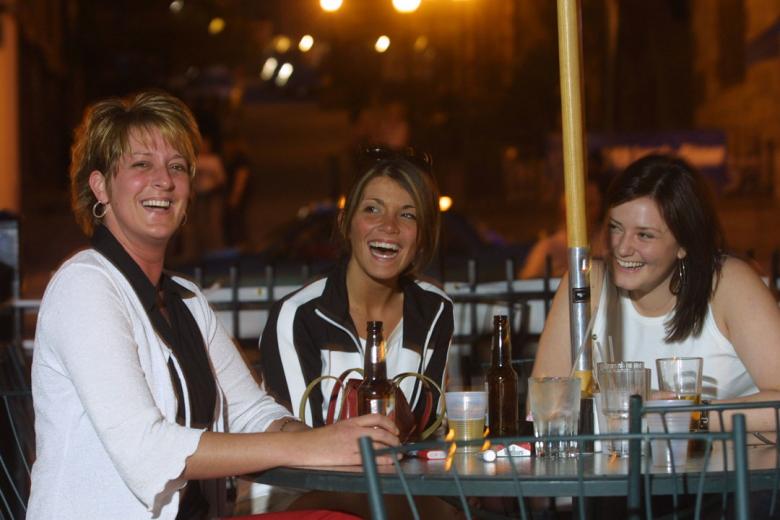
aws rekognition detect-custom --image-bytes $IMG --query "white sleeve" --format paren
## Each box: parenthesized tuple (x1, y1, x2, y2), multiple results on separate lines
(35, 264, 204, 510)
(189, 290, 293, 433)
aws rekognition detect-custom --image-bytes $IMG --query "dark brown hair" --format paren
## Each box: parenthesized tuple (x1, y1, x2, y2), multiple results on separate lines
(605, 154, 724, 342)
(338, 156, 440, 276)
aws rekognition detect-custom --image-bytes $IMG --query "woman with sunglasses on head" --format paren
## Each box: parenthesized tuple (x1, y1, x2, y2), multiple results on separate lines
(532, 154, 780, 431)
(28, 91, 398, 520)
(260, 149, 453, 432)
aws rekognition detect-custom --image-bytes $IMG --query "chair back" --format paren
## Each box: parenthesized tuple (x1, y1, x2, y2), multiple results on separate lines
(0, 388, 33, 520)
(359, 404, 759, 520)
(630, 396, 780, 520)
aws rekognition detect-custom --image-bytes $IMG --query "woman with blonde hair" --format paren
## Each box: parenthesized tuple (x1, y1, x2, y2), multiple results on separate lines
(29, 90, 397, 520)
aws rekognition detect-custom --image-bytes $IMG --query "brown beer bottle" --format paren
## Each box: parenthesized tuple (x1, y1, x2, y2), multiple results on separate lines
(487, 315, 519, 437)
(357, 321, 396, 417)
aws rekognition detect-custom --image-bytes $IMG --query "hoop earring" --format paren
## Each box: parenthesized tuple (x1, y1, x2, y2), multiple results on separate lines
(92, 201, 107, 219)
(181, 212, 188, 226)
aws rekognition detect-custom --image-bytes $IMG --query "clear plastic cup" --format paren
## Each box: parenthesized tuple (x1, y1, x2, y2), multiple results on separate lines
(445, 391, 487, 452)
(645, 399, 692, 468)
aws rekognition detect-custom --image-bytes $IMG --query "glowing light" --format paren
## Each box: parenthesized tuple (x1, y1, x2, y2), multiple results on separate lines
(275, 63, 294, 87)
(392, 0, 421, 13)
(413, 35, 428, 52)
(274, 35, 292, 53)
(169, 1, 184, 13)
(320, 0, 343, 12)
(445, 428, 455, 442)
(337, 195, 346, 209)
(374, 35, 391, 53)
(438, 196, 453, 212)
(260, 57, 278, 81)
(298, 35, 315, 52)
(208, 17, 225, 35)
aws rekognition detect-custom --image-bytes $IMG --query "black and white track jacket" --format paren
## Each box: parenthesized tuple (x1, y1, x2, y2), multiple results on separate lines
(259, 259, 453, 428)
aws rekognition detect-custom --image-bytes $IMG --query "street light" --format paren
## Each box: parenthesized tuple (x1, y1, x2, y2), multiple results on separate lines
(260, 58, 278, 81)
(169, 1, 184, 14)
(208, 17, 225, 35)
(320, 0, 343, 12)
(299, 35, 315, 52)
(392, 0, 421, 13)
(375, 35, 391, 53)
(275, 63, 294, 87)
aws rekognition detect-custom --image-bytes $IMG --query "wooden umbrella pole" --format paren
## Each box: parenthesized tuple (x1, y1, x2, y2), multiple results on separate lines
(557, 0, 593, 396)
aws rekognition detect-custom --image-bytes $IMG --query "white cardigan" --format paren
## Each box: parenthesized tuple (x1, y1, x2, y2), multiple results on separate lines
(28, 249, 292, 519)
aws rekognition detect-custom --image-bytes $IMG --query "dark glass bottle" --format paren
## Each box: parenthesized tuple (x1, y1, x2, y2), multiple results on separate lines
(487, 315, 519, 437)
(357, 321, 396, 417)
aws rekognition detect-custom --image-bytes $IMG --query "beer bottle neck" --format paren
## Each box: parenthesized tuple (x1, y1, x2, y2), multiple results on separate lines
(492, 324, 512, 368)
(364, 337, 388, 380)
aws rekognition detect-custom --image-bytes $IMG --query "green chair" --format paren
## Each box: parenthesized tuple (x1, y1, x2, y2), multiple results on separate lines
(359, 406, 756, 520)
(0, 388, 34, 520)
(629, 397, 780, 520)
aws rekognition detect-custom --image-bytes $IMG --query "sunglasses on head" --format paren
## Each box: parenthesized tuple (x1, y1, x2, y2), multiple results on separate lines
(361, 146, 433, 174)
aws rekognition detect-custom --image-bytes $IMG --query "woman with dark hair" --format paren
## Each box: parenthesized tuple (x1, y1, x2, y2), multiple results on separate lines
(259, 148, 453, 429)
(532, 154, 780, 430)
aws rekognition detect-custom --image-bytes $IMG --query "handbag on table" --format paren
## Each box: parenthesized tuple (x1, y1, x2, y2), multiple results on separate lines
(298, 368, 444, 443)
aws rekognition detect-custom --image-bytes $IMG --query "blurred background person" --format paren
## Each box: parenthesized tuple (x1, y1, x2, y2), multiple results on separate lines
(183, 130, 226, 262)
(519, 179, 604, 279)
(222, 133, 254, 249)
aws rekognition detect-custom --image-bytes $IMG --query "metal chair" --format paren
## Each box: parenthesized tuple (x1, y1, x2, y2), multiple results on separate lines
(629, 397, 780, 520)
(359, 410, 754, 520)
(0, 388, 33, 520)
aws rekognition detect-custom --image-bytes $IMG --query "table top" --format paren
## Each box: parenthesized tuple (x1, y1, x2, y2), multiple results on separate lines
(251, 443, 779, 498)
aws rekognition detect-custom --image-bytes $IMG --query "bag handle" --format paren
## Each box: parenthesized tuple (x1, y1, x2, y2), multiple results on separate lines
(392, 371, 446, 440)
(298, 368, 364, 423)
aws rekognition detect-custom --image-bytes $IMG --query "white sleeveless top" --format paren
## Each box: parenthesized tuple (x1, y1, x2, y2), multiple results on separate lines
(591, 271, 758, 400)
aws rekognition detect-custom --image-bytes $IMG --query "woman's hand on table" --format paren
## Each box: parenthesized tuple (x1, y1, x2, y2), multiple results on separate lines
(296, 413, 400, 467)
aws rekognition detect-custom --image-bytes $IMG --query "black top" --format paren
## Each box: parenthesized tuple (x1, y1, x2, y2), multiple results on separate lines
(259, 256, 453, 428)
(91, 225, 216, 519)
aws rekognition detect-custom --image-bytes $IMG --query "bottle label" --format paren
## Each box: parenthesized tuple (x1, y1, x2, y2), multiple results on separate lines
(366, 395, 395, 416)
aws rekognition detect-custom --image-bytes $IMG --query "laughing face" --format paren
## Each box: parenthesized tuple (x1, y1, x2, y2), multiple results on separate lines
(608, 196, 686, 307)
(347, 176, 419, 286)
(89, 127, 190, 256)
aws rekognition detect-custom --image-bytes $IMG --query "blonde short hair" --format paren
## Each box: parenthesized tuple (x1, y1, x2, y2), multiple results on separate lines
(69, 90, 201, 235)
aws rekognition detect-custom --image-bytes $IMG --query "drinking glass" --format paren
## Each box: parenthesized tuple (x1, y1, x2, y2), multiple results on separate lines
(656, 357, 704, 453)
(445, 391, 487, 452)
(528, 377, 581, 458)
(597, 362, 647, 457)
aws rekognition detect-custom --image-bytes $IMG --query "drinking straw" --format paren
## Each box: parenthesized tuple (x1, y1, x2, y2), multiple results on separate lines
(569, 306, 598, 379)
(608, 336, 615, 364)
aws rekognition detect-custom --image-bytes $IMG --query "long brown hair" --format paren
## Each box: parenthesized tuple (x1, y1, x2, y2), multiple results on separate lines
(605, 154, 724, 342)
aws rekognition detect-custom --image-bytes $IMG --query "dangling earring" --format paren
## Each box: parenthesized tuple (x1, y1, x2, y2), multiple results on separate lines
(181, 212, 188, 226)
(92, 201, 107, 219)
(672, 258, 687, 295)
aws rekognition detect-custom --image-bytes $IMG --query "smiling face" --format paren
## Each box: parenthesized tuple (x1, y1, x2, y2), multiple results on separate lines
(608, 196, 686, 307)
(89, 127, 190, 258)
(347, 176, 419, 287)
